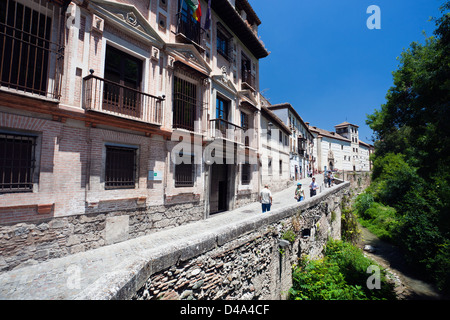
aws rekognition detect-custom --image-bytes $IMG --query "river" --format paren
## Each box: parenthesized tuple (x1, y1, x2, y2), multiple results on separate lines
(357, 225, 444, 300)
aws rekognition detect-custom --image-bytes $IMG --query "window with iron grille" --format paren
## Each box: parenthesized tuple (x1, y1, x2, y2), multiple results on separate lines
(105, 145, 137, 189)
(0, 0, 61, 97)
(241, 163, 251, 185)
(0, 133, 36, 193)
(173, 76, 197, 131)
(174, 154, 195, 187)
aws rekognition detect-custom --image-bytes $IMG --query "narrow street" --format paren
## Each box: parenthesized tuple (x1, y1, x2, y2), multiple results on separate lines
(357, 225, 443, 300)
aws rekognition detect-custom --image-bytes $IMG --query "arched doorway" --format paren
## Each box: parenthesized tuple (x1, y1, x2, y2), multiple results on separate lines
(327, 150, 335, 171)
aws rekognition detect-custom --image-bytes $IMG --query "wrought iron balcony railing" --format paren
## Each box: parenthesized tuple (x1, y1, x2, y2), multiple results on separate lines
(176, 12, 201, 45)
(210, 119, 243, 144)
(241, 70, 256, 91)
(83, 74, 164, 125)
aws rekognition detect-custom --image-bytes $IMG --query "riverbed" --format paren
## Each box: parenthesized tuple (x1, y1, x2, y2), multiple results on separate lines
(357, 225, 443, 300)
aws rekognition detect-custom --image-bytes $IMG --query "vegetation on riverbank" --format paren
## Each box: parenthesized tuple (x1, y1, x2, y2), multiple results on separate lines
(289, 240, 396, 300)
(361, 1, 450, 294)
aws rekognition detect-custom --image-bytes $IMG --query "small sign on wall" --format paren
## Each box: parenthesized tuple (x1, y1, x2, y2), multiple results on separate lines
(148, 170, 163, 181)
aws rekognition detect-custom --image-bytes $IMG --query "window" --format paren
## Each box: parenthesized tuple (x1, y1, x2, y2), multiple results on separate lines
(173, 76, 197, 131)
(241, 163, 251, 185)
(103, 45, 143, 118)
(0, 133, 36, 193)
(241, 112, 249, 130)
(215, 96, 229, 136)
(279, 160, 283, 175)
(241, 112, 250, 146)
(105, 145, 137, 189)
(177, 0, 201, 44)
(217, 24, 232, 61)
(241, 53, 255, 89)
(268, 158, 272, 175)
(0, 0, 54, 96)
(175, 153, 195, 187)
(216, 96, 229, 120)
(217, 30, 229, 58)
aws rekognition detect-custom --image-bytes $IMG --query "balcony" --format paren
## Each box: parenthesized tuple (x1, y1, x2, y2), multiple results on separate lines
(83, 74, 164, 125)
(241, 70, 256, 91)
(0, 0, 64, 101)
(210, 119, 243, 144)
(176, 12, 201, 47)
(298, 149, 306, 157)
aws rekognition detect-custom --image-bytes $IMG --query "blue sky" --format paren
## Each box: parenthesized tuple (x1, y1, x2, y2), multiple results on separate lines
(250, 0, 443, 143)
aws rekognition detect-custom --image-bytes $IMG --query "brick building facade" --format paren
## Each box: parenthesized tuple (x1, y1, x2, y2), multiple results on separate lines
(0, 0, 275, 270)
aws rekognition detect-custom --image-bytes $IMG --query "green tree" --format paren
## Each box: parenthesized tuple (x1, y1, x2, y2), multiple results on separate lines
(365, 1, 450, 294)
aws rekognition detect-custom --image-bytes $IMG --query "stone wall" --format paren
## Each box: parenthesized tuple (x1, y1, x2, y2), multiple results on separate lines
(333, 171, 371, 194)
(0, 201, 204, 272)
(131, 184, 349, 301)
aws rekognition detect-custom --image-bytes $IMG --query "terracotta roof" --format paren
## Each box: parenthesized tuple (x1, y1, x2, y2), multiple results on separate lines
(236, 0, 261, 25)
(334, 121, 359, 128)
(308, 125, 351, 143)
(211, 0, 269, 59)
(261, 105, 291, 135)
(359, 140, 374, 148)
(267, 103, 313, 138)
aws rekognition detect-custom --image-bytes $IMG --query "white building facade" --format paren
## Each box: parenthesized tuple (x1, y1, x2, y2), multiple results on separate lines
(309, 122, 373, 173)
(266, 103, 314, 180)
(259, 106, 291, 193)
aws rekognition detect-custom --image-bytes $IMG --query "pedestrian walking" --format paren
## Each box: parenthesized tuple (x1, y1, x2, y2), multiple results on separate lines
(326, 171, 331, 188)
(309, 177, 319, 197)
(260, 184, 272, 213)
(295, 183, 305, 202)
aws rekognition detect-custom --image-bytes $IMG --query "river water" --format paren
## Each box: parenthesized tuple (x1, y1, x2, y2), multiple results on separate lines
(357, 225, 444, 300)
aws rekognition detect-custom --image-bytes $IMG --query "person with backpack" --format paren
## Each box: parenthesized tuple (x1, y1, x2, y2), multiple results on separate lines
(295, 183, 305, 202)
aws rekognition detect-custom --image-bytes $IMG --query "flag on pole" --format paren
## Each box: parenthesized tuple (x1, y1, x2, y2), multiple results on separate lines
(186, 0, 202, 22)
(204, 0, 212, 29)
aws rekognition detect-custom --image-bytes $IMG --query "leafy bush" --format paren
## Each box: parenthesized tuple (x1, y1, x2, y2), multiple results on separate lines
(359, 202, 400, 242)
(371, 153, 424, 209)
(290, 257, 367, 300)
(282, 229, 296, 243)
(354, 192, 374, 219)
(289, 240, 396, 300)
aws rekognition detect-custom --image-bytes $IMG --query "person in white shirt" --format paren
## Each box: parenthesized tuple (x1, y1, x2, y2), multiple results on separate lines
(309, 177, 319, 197)
(260, 184, 272, 213)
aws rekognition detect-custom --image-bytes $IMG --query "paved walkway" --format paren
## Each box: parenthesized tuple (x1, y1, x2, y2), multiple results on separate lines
(0, 175, 327, 300)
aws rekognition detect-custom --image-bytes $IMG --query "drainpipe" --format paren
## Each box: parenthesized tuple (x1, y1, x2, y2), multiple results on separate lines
(203, 161, 211, 220)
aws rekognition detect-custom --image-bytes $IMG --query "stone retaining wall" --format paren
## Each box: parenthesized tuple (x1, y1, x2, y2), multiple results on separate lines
(131, 184, 349, 300)
(0, 201, 204, 272)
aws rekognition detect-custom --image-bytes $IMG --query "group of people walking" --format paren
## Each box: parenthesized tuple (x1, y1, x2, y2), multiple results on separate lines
(259, 176, 321, 213)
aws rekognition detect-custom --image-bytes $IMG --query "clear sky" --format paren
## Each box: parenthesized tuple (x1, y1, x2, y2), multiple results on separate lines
(250, 0, 443, 144)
